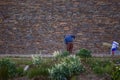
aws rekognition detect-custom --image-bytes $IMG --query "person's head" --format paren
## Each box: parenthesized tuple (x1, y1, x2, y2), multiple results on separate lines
(113, 41, 119, 46)
(65, 31, 73, 35)
(64, 31, 76, 38)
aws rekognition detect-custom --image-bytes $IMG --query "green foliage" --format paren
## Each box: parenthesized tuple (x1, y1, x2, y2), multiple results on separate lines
(26, 59, 50, 79)
(31, 54, 42, 66)
(0, 65, 9, 80)
(27, 67, 49, 79)
(76, 48, 92, 58)
(89, 59, 113, 75)
(48, 56, 85, 80)
(113, 58, 120, 64)
(13, 58, 32, 65)
(70, 76, 76, 80)
(62, 56, 85, 75)
(16, 67, 24, 77)
(0, 58, 17, 79)
(61, 51, 69, 57)
(53, 51, 69, 59)
(111, 65, 120, 80)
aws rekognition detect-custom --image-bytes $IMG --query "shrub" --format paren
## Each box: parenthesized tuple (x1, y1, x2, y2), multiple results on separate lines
(0, 58, 17, 79)
(111, 65, 120, 80)
(0, 65, 9, 80)
(89, 59, 113, 75)
(113, 59, 120, 64)
(48, 56, 85, 80)
(31, 54, 42, 66)
(26, 59, 50, 79)
(76, 48, 92, 58)
(16, 67, 24, 77)
(27, 67, 49, 79)
(62, 56, 85, 75)
(61, 51, 69, 57)
(53, 51, 69, 60)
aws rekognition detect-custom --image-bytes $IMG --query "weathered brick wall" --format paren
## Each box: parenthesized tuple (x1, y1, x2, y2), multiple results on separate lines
(0, 0, 120, 54)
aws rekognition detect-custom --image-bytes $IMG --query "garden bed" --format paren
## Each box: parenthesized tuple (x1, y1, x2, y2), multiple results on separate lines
(0, 57, 119, 80)
(0, 49, 120, 80)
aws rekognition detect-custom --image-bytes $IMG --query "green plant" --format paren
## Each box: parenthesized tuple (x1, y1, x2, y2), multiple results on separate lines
(70, 76, 76, 80)
(26, 59, 50, 79)
(0, 66, 9, 80)
(31, 54, 42, 66)
(48, 56, 85, 80)
(111, 65, 120, 80)
(0, 58, 17, 79)
(53, 51, 69, 59)
(27, 67, 49, 79)
(62, 56, 85, 75)
(61, 51, 69, 57)
(76, 48, 92, 58)
(16, 67, 24, 77)
(89, 59, 113, 75)
(113, 58, 120, 64)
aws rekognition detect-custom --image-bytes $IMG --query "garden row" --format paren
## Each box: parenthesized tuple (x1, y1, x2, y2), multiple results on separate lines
(0, 49, 120, 80)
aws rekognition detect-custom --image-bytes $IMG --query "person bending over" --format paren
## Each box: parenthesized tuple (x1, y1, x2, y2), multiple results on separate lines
(64, 34, 75, 53)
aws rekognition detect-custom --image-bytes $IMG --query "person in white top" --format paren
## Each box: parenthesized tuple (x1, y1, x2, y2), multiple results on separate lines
(111, 41, 119, 55)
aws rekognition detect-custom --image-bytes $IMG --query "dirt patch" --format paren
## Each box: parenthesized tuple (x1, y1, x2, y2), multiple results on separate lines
(77, 73, 106, 80)
(14, 76, 49, 80)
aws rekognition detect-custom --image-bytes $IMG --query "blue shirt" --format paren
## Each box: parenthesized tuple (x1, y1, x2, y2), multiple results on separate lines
(64, 35, 75, 44)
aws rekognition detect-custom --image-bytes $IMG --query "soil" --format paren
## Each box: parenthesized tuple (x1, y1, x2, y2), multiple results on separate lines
(14, 75, 110, 80)
(77, 73, 111, 80)
(14, 76, 49, 80)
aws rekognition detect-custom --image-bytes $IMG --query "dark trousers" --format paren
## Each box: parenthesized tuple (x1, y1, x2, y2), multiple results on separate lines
(66, 42, 73, 53)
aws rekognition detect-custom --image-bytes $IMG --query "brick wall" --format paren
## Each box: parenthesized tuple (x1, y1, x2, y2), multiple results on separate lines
(0, 0, 120, 54)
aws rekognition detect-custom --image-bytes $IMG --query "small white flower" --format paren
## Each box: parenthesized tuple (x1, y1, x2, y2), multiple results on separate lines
(116, 67, 118, 69)
(24, 65, 29, 71)
(31, 54, 42, 65)
(53, 51, 61, 57)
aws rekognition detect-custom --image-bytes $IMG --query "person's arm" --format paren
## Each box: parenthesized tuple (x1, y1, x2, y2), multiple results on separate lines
(64, 38, 67, 44)
(71, 35, 75, 39)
